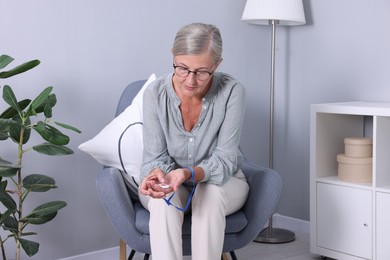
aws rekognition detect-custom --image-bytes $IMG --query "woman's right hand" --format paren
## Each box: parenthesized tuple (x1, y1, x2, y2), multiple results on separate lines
(140, 168, 173, 198)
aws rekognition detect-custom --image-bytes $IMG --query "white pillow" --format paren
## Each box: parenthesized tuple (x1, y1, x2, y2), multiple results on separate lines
(78, 74, 156, 183)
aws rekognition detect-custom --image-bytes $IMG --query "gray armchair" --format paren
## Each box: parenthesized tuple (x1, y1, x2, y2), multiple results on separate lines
(96, 80, 282, 260)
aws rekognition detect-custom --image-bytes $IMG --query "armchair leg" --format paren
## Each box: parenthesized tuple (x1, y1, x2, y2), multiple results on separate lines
(230, 251, 238, 260)
(128, 250, 136, 260)
(120, 239, 126, 260)
(222, 253, 229, 260)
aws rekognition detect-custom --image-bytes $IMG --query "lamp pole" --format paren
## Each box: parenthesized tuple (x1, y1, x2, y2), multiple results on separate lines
(254, 20, 296, 244)
(241, 0, 306, 245)
(269, 19, 277, 170)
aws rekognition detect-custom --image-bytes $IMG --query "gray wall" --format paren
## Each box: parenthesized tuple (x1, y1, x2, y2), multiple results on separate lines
(0, 0, 389, 259)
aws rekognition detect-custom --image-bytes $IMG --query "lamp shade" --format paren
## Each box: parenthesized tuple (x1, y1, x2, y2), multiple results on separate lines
(242, 0, 306, 26)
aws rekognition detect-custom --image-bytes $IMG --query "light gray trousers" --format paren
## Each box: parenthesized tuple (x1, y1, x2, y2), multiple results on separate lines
(138, 170, 249, 260)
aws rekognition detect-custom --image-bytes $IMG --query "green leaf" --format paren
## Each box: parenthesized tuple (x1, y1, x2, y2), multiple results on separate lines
(44, 94, 56, 118)
(0, 55, 14, 69)
(0, 185, 17, 210)
(0, 59, 40, 79)
(0, 166, 17, 177)
(0, 158, 17, 177)
(23, 174, 57, 192)
(26, 86, 53, 116)
(0, 208, 17, 225)
(21, 212, 57, 225)
(9, 116, 31, 144)
(35, 93, 56, 118)
(55, 121, 82, 133)
(0, 118, 19, 127)
(0, 118, 18, 140)
(33, 121, 70, 145)
(0, 99, 31, 119)
(2, 85, 20, 112)
(0, 133, 8, 140)
(21, 232, 38, 236)
(0, 179, 8, 190)
(0, 165, 19, 177)
(19, 238, 40, 257)
(0, 131, 8, 140)
(26, 201, 66, 217)
(3, 215, 18, 231)
(33, 142, 74, 156)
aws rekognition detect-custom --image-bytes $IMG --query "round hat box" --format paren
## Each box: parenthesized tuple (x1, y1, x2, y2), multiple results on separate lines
(337, 154, 372, 183)
(344, 137, 372, 158)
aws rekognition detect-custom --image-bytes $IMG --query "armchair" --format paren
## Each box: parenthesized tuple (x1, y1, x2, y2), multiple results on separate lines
(96, 80, 282, 260)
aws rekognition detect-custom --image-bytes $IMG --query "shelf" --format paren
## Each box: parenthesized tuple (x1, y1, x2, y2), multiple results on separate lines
(316, 176, 372, 190)
(311, 102, 390, 260)
(312, 102, 390, 117)
(376, 185, 390, 194)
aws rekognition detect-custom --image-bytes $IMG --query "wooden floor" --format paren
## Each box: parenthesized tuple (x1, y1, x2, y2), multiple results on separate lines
(126, 232, 327, 260)
(61, 231, 339, 260)
(232, 232, 325, 260)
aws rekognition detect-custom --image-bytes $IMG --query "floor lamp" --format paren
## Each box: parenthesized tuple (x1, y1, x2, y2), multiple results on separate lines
(241, 0, 306, 243)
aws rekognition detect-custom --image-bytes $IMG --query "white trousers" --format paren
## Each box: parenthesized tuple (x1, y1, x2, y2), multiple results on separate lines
(139, 170, 249, 260)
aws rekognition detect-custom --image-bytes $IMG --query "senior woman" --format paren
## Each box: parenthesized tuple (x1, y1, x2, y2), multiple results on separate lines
(139, 23, 249, 260)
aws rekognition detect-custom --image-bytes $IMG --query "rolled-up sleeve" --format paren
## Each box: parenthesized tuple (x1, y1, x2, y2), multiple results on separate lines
(197, 79, 245, 185)
(140, 81, 175, 181)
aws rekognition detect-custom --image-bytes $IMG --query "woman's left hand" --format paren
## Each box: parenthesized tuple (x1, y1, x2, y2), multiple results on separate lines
(165, 168, 191, 191)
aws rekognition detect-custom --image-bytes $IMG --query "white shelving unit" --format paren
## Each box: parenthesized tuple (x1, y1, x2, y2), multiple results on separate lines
(310, 102, 390, 260)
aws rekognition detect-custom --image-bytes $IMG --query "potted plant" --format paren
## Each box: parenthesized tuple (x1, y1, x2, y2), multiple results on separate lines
(0, 54, 80, 260)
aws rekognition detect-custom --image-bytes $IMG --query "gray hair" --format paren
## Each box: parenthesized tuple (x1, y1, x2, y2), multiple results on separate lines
(172, 23, 223, 64)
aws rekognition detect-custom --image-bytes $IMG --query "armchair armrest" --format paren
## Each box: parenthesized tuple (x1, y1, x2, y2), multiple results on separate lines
(240, 157, 282, 240)
(96, 167, 150, 253)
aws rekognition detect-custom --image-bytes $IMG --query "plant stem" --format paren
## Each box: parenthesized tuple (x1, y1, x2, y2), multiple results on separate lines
(0, 235, 6, 260)
(15, 126, 25, 260)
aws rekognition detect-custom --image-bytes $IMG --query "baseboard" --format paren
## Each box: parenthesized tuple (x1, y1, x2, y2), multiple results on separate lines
(272, 213, 310, 234)
(57, 246, 119, 260)
(60, 214, 309, 260)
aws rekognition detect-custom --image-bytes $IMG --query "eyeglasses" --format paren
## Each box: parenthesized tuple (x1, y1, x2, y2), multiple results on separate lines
(163, 167, 196, 212)
(173, 64, 214, 81)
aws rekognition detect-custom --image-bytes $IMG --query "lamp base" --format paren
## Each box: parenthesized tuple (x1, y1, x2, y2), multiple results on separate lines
(254, 227, 296, 244)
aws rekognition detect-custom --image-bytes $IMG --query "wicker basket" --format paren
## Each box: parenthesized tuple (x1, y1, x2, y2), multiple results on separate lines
(344, 137, 372, 158)
(337, 154, 372, 183)
(337, 137, 373, 183)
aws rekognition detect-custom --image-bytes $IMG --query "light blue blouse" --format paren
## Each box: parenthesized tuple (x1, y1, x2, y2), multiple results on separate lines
(140, 72, 246, 185)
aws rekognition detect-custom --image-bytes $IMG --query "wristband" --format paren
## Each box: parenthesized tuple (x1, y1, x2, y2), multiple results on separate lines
(184, 166, 195, 182)
(163, 166, 196, 212)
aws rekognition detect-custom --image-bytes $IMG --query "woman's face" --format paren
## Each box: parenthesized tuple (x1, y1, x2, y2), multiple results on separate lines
(172, 52, 219, 99)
